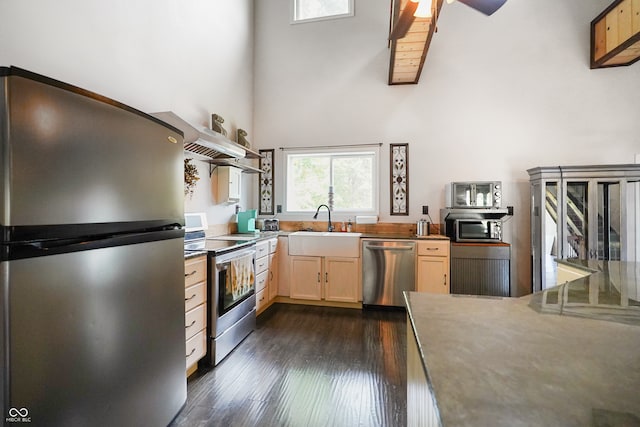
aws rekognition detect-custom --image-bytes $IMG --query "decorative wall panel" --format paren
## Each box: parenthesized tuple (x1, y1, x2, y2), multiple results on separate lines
(259, 149, 274, 215)
(390, 143, 409, 215)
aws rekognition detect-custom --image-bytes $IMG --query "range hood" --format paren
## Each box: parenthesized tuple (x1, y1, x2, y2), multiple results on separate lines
(152, 111, 246, 160)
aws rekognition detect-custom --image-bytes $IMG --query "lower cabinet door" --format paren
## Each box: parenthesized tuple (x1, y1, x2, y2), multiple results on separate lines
(324, 257, 359, 302)
(289, 256, 323, 300)
(256, 288, 268, 313)
(185, 304, 206, 341)
(268, 252, 279, 301)
(185, 330, 206, 370)
(417, 256, 449, 294)
(256, 270, 268, 293)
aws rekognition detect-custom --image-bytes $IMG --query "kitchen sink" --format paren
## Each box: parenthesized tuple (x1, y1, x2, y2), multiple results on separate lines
(288, 231, 362, 257)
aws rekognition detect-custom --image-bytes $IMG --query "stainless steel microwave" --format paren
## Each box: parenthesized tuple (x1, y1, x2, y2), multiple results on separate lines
(454, 219, 502, 242)
(446, 181, 502, 208)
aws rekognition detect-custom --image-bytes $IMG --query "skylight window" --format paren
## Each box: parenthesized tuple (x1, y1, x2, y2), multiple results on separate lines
(291, 0, 354, 23)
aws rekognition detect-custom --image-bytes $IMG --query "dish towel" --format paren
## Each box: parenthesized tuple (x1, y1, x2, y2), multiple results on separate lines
(230, 255, 255, 300)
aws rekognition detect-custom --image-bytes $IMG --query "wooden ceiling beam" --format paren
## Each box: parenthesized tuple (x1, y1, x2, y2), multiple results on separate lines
(388, 0, 445, 85)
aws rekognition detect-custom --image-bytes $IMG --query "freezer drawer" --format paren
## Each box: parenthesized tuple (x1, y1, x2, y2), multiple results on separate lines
(1, 238, 186, 426)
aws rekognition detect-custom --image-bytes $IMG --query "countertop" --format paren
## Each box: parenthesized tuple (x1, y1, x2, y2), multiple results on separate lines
(184, 250, 207, 260)
(404, 260, 640, 426)
(359, 233, 449, 240)
(183, 231, 281, 259)
(202, 231, 449, 241)
(254, 230, 448, 240)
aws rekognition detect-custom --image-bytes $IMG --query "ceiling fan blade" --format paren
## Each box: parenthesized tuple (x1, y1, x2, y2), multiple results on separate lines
(457, 0, 507, 15)
(389, 0, 419, 40)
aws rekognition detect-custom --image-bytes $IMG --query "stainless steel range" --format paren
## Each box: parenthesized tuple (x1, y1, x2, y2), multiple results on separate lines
(184, 216, 256, 366)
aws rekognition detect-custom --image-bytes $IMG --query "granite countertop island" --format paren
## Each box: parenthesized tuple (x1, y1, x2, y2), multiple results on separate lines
(405, 260, 640, 426)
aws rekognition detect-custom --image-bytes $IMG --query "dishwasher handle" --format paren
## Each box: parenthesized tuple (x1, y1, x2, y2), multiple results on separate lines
(365, 245, 414, 251)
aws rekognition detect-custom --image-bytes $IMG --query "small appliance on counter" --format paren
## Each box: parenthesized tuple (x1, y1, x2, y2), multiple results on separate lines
(262, 218, 280, 231)
(446, 181, 502, 208)
(237, 209, 257, 233)
(440, 180, 512, 243)
(416, 219, 430, 237)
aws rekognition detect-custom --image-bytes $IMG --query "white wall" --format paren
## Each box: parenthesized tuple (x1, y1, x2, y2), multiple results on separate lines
(253, 0, 640, 296)
(0, 0, 255, 227)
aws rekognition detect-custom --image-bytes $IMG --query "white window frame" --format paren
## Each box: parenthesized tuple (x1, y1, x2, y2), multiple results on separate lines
(283, 146, 379, 217)
(290, 0, 355, 24)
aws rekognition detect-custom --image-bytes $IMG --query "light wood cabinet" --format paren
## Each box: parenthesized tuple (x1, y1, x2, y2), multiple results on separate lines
(277, 236, 291, 296)
(591, 0, 640, 68)
(416, 240, 450, 294)
(290, 256, 323, 300)
(256, 237, 279, 315)
(184, 256, 207, 376)
(268, 252, 279, 301)
(289, 255, 359, 302)
(217, 165, 242, 203)
(324, 257, 359, 302)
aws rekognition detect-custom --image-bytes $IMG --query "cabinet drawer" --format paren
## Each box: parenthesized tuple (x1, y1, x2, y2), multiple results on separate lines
(185, 330, 206, 370)
(185, 282, 206, 312)
(269, 238, 278, 254)
(417, 241, 450, 257)
(255, 255, 269, 275)
(185, 304, 206, 341)
(256, 288, 268, 312)
(184, 257, 206, 288)
(256, 241, 269, 259)
(256, 270, 268, 292)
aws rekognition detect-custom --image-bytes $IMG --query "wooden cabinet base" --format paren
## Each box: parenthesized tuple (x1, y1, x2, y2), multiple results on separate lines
(268, 297, 362, 310)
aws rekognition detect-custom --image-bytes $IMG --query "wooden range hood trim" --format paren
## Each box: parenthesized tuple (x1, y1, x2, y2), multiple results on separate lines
(388, 0, 445, 85)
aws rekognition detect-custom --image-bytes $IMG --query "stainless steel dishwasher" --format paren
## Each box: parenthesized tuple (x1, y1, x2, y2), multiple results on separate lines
(362, 239, 416, 308)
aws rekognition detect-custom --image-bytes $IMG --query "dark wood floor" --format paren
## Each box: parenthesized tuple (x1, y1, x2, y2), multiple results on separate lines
(170, 304, 407, 427)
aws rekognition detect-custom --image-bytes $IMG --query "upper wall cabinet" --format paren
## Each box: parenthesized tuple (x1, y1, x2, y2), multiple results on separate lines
(591, 0, 640, 68)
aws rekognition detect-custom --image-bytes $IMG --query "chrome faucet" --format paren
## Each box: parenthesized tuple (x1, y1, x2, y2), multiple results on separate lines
(313, 204, 333, 232)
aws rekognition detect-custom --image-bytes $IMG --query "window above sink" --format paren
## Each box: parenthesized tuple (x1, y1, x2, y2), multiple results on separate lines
(283, 146, 380, 217)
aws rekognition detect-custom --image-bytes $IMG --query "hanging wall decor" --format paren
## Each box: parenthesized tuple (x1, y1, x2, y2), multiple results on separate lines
(259, 149, 275, 215)
(184, 158, 200, 199)
(390, 143, 409, 215)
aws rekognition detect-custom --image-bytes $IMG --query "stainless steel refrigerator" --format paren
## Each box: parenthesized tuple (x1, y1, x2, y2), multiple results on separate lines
(1, 67, 186, 426)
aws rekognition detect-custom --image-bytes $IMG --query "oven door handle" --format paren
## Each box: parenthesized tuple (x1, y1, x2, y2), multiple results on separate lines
(215, 247, 256, 265)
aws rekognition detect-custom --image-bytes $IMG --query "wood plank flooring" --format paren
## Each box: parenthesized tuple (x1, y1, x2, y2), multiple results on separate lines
(170, 304, 407, 427)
